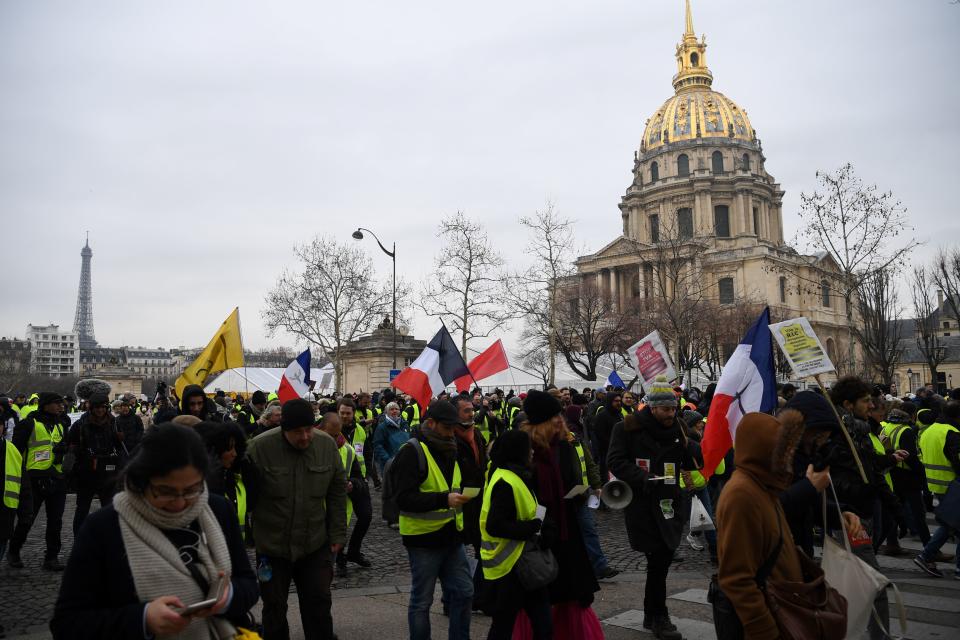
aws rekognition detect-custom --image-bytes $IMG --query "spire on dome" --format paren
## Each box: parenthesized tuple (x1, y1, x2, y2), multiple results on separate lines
(672, 0, 712, 93)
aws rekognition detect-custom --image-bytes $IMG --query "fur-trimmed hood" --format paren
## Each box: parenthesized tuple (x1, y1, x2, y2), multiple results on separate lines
(733, 410, 806, 492)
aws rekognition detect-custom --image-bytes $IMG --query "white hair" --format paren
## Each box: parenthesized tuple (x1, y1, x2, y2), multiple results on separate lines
(385, 401, 400, 412)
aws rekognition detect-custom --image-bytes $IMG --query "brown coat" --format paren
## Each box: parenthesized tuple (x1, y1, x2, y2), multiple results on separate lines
(716, 412, 805, 640)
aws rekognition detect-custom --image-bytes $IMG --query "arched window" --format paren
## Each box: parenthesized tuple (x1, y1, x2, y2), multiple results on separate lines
(677, 154, 690, 177)
(714, 205, 730, 237)
(742, 153, 751, 171)
(718, 277, 735, 305)
(649, 214, 660, 243)
(821, 279, 831, 307)
(779, 276, 787, 303)
(690, 52, 699, 67)
(677, 208, 693, 239)
(650, 161, 659, 182)
(712, 151, 724, 174)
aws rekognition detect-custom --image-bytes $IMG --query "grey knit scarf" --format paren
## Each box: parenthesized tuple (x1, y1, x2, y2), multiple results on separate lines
(113, 486, 236, 640)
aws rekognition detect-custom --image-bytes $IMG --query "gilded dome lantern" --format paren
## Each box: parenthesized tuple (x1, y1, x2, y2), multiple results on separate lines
(641, 0, 756, 155)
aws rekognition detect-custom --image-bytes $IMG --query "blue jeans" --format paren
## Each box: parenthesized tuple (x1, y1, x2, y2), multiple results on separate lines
(407, 544, 474, 640)
(921, 522, 960, 570)
(577, 501, 610, 573)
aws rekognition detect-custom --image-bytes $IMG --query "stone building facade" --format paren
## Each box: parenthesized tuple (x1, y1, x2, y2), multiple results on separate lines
(572, 1, 852, 373)
(340, 318, 426, 393)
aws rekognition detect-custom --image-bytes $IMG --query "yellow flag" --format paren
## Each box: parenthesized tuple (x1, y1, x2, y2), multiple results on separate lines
(175, 308, 244, 400)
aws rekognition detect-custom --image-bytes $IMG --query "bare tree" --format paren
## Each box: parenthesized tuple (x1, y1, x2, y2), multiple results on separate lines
(554, 280, 631, 381)
(501, 201, 577, 386)
(856, 266, 903, 385)
(418, 211, 512, 359)
(911, 266, 948, 386)
(636, 214, 713, 383)
(262, 235, 394, 389)
(788, 163, 918, 371)
(932, 246, 960, 330)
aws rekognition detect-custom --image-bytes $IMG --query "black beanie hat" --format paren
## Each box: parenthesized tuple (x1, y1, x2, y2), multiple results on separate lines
(281, 398, 316, 430)
(251, 390, 267, 405)
(783, 390, 840, 431)
(523, 390, 562, 424)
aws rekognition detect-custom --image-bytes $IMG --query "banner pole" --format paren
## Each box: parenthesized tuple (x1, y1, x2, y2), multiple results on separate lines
(814, 373, 868, 484)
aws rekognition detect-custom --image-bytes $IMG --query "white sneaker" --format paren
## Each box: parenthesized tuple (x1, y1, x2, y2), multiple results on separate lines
(687, 533, 704, 551)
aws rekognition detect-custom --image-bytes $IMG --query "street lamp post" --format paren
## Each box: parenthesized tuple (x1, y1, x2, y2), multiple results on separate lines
(352, 227, 397, 371)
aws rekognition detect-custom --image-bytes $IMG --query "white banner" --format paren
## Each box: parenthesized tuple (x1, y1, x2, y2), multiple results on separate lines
(628, 330, 677, 389)
(768, 317, 835, 378)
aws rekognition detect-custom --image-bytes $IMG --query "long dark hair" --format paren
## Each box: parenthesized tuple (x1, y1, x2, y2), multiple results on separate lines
(122, 423, 209, 492)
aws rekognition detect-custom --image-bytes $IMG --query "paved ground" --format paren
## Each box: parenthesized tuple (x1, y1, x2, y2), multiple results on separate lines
(2, 489, 957, 639)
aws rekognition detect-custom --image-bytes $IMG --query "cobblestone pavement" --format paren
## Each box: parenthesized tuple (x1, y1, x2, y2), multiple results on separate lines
(0, 488, 716, 637)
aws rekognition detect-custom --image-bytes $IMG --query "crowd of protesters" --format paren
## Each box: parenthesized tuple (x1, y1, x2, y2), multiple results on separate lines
(0, 372, 957, 640)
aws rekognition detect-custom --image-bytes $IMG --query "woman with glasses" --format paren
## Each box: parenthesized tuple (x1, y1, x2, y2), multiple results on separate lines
(51, 423, 258, 639)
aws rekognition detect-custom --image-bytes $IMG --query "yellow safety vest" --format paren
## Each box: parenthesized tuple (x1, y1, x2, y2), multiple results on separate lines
(478, 416, 490, 443)
(572, 441, 589, 486)
(4, 440, 22, 509)
(19, 404, 38, 420)
(406, 404, 421, 427)
(350, 426, 367, 478)
(479, 467, 537, 580)
(507, 406, 520, 428)
(884, 422, 912, 470)
(918, 422, 959, 495)
(399, 442, 463, 535)
(339, 444, 355, 524)
(868, 432, 894, 490)
(25, 418, 64, 474)
(235, 474, 247, 538)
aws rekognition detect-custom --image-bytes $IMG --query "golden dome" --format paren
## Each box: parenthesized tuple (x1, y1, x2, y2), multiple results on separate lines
(641, 89, 755, 152)
(640, 1, 756, 153)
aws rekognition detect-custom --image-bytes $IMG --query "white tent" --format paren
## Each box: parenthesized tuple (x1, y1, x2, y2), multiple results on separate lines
(204, 364, 336, 396)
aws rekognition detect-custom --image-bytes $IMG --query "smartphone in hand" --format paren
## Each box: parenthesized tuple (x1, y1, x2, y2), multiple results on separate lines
(175, 576, 226, 616)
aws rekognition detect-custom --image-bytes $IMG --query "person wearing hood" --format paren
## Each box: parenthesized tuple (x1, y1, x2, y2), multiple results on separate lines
(68, 393, 126, 536)
(8, 392, 70, 570)
(236, 390, 267, 437)
(180, 385, 225, 423)
(373, 401, 410, 476)
(606, 376, 696, 640)
(715, 412, 811, 640)
(19, 393, 39, 420)
(592, 390, 623, 492)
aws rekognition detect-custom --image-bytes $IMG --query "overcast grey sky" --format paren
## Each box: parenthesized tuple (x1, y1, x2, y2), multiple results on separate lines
(1, 0, 957, 354)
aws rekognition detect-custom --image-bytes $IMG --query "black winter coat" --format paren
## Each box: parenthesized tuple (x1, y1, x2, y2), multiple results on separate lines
(51, 494, 259, 639)
(607, 408, 695, 553)
(115, 413, 144, 454)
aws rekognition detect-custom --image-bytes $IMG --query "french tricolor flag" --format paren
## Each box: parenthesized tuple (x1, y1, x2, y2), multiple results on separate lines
(392, 326, 470, 409)
(277, 349, 313, 404)
(701, 307, 777, 478)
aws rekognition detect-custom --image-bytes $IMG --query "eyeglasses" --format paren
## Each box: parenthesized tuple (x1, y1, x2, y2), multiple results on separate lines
(148, 481, 205, 503)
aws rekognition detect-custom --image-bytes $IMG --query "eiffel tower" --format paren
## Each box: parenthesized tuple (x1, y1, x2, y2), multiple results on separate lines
(73, 233, 98, 348)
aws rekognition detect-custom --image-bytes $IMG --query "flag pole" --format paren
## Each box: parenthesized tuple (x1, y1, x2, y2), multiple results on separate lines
(439, 318, 482, 392)
(814, 373, 868, 484)
(236, 307, 249, 400)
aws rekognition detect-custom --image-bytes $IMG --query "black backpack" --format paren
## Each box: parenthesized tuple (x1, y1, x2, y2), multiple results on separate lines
(381, 437, 426, 523)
